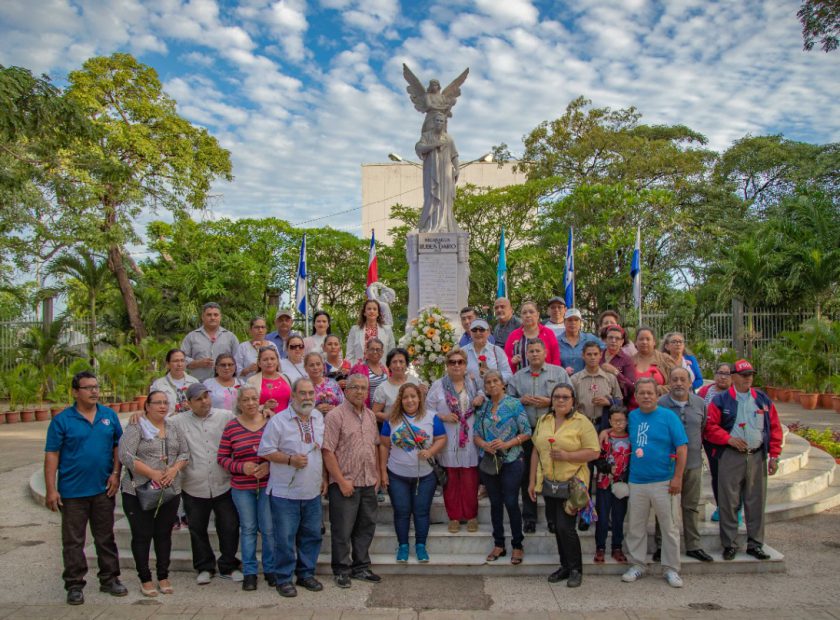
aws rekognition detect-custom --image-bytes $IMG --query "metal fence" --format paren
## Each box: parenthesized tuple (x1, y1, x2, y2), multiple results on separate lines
(0, 319, 94, 372)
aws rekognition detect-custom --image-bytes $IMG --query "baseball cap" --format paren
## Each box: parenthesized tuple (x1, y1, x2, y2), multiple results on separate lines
(186, 383, 210, 400)
(732, 359, 757, 375)
(470, 319, 490, 331)
(274, 308, 293, 320)
(548, 296, 567, 307)
(564, 308, 582, 320)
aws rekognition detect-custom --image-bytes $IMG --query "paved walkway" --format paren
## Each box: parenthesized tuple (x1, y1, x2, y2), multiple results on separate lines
(1, 406, 838, 615)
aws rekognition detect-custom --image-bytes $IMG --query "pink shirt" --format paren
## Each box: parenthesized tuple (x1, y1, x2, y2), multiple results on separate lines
(504, 324, 561, 371)
(260, 376, 291, 413)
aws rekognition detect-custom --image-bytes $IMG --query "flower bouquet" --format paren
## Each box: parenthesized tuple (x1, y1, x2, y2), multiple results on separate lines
(400, 306, 456, 383)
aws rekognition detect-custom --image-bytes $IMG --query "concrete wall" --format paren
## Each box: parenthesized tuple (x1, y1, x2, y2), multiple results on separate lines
(361, 161, 526, 244)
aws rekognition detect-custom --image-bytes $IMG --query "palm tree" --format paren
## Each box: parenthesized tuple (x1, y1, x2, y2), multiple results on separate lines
(45, 250, 114, 364)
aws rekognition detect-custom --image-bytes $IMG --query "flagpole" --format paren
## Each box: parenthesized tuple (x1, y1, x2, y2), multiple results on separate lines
(496, 227, 507, 300)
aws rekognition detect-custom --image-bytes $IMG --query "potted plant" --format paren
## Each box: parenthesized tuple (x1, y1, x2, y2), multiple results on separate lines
(6, 364, 41, 423)
(797, 370, 820, 410)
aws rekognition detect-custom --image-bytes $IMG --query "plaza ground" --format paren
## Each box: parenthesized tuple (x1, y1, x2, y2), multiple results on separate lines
(0, 404, 837, 618)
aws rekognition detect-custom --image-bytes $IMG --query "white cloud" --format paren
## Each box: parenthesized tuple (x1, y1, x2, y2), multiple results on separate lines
(0, 0, 838, 236)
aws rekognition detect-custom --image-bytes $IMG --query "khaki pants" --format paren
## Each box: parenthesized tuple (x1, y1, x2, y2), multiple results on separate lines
(627, 480, 681, 572)
(654, 467, 702, 551)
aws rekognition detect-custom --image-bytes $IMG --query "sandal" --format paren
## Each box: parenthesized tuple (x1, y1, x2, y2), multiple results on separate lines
(486, 547, 506, 562)
(511, 548, 524, 565)
(158, 579, 174, 594)
(140, 582, 158, 597)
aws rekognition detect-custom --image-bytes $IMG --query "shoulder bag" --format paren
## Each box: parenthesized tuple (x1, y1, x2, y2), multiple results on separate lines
(128, 435, 179, 512)
(477, 401, 505, 476)
(400, 414, 448, 488)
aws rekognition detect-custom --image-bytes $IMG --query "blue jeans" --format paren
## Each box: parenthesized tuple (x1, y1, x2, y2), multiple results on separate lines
(270, 495, 322, 584)
(386, 470, 437, 546)
(594, 486, 628, 550)
(480, 457, 525, 549)
(230, 487, 276, 576)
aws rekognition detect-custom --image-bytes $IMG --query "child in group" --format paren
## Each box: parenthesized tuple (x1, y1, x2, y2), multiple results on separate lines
(593, 405, 631, 563)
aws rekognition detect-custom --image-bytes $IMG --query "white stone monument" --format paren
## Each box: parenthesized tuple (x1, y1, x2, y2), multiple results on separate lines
(402, 64, 471, 328)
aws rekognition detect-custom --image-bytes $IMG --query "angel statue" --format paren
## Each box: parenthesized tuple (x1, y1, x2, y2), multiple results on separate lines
(402, 64, 469, 135)
(403, 64, 469, 233)
(367, 282, 396, 326)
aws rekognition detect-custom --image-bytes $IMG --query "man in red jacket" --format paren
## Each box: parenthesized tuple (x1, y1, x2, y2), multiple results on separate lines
(704, 359, 783, 561)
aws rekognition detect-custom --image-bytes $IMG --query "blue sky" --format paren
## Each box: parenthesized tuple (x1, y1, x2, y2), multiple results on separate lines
(1, 0, 838, 238)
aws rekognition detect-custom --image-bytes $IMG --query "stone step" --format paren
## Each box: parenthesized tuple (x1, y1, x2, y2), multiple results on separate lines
(107, 514, 779, 556)
(94, 544, 785, 576)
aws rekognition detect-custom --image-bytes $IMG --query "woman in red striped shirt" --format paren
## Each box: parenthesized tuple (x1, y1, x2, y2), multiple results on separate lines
(217, 386, 275, 591)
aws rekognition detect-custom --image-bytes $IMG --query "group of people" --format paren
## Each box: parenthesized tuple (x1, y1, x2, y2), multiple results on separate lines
(43, 297, 784, 605)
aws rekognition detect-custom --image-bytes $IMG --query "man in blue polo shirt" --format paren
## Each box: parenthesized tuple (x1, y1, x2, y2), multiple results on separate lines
(621, 377, 688, 589)
(44, 371, 127, 605)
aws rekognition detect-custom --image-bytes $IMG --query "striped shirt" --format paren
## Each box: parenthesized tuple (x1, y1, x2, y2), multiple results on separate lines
(217, 419, 268, 490)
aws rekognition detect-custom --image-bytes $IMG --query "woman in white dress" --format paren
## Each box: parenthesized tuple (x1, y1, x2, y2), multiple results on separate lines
(345, 299, 395, 364)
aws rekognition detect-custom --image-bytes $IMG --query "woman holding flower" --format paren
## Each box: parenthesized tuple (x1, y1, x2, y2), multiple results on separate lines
(345, 299, 395, 364)
(304, 351, 345, 414)
(473, 371, 531, 564)
(427, 347, 484, 533)
(379, 383, 447, 563)
(150, 349, 200, 416)
(119, 391, 190, 596)
(504, 301, 561, 372)
(528, 383, 599, 588)
(216, 386, 275, 591)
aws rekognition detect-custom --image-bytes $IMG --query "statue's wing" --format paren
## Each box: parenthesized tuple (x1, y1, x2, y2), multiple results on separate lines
(441, 67, 469, 105)
(402, 63, 428, 113)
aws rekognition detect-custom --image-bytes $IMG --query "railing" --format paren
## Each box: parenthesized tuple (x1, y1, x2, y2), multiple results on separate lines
(0, 320, 96, 372)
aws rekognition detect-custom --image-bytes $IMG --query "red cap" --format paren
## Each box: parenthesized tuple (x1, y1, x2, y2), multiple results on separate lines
(733, 359, 756, 375)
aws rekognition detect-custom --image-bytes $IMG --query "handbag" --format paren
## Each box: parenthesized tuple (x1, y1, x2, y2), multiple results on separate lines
(128, 436, 179, 512)
(477, 401, 506, 477)
(400, 414, 448, 488)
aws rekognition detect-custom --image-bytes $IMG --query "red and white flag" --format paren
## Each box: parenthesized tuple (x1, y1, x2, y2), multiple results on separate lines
(366, 229, 378, 298)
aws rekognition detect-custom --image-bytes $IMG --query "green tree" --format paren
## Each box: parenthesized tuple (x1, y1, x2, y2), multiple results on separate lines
(44, 250, 114, 363)
(798, 0, 840, 52)
(62, 53, 233, 342)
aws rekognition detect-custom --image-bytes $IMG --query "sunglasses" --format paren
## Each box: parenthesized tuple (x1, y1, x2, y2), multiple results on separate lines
(447, 359, 466, 366)
(470, 327, 487, 332)
(288, 344, 305, 350)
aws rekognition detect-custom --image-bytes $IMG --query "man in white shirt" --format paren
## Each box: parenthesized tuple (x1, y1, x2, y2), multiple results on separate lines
(258, 378, 326, 598)
(170, 383, 240, 585)
(543, 296, 566, 341)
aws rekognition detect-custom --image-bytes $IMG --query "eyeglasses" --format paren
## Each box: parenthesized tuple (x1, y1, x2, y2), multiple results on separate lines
(288, 344, 305, 350)
(367, 347, 383, 353)
(447, 359, 466, 366)
(77, 385, 100, 392)
(553, 395, 572, 401)
(669, 339, 684, 345)
(715, 371, 731, 376)
(470, 327, 486, 333)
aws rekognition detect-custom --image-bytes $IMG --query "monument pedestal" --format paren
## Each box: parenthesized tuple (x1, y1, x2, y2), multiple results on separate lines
(406, 231, 470, 330)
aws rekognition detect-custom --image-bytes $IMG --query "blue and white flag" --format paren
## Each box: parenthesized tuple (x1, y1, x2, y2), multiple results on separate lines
(295, 233, 307, 319)
(496, 227, 507, 298)
(563, 227, 574, 308)
(631, 225, 641, 316)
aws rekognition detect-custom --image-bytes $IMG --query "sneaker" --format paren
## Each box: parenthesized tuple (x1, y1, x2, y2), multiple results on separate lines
(664, 569, 684, 588)
(351, 568, 382, 583)
(295, 577, 324, 592)
(415, 544, 430, 563)
(220, 569, 244, 582)
(196, 571, 212, 585)
(396, 544, 409, 563)
(334, 574, 351, 589)
(621, 565, 645, 583)
(66, 588, 84, 605)
(711, 508, 720, 522)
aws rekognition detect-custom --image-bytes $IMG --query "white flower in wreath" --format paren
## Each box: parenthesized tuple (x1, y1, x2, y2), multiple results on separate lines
(425, 339, 433, 347)
(434, 343, 441, 351)
(429, 353, 438, 362)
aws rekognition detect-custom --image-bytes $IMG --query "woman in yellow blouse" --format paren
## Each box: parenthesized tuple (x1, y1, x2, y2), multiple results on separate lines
(528, 383, 599, 588)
